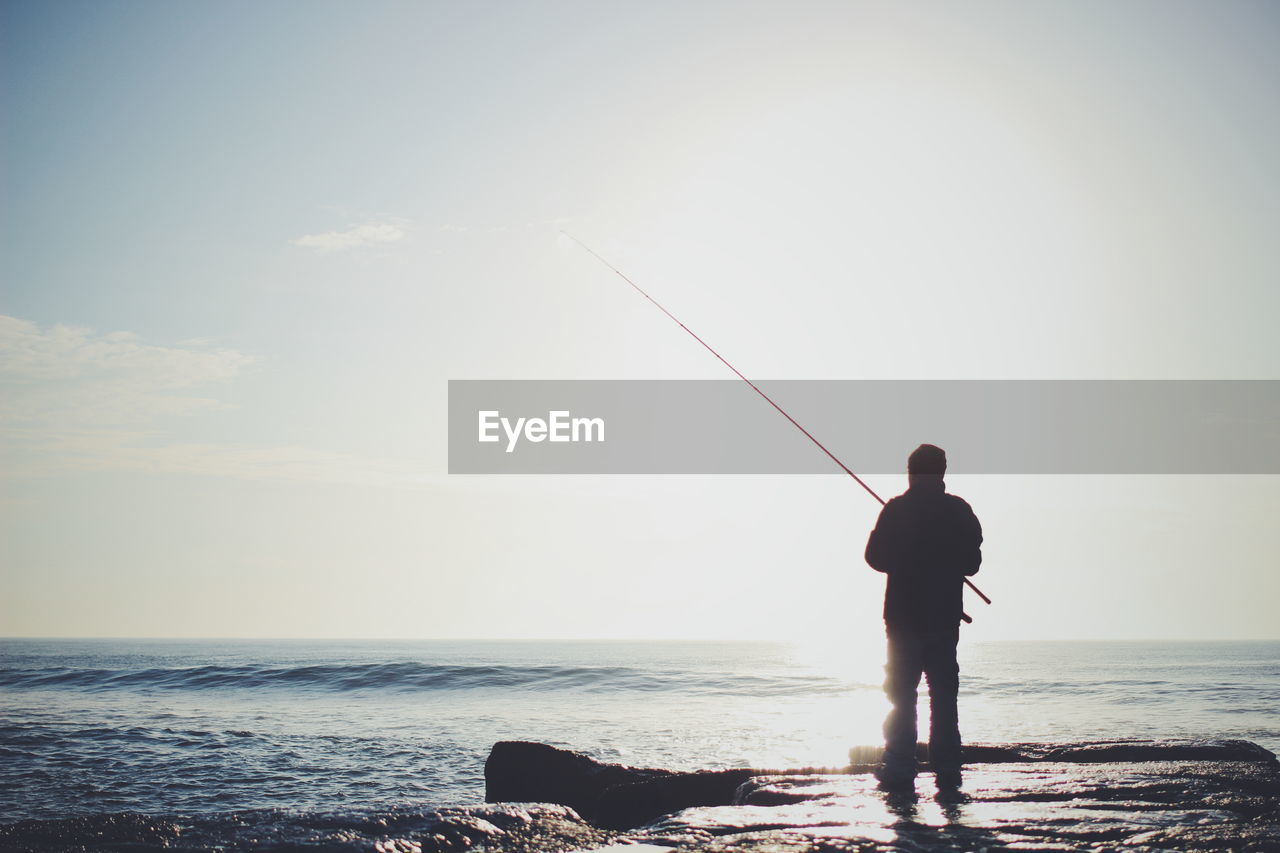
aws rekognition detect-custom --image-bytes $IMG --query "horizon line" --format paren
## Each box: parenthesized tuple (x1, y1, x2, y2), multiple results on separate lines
(3, 635, 1279, 644)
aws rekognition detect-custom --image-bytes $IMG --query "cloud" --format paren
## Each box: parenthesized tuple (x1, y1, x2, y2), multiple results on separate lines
(0, 315, 251, 428)
(7, 432, 435, 489)
(292, 222, 406, 252)
(0, 315, 435, 488)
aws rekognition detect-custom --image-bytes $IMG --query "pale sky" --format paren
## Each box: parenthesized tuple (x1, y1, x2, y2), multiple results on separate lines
(2, 0, 1277, 643)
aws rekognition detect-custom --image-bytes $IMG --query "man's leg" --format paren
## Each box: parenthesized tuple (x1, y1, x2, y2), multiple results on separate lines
(923, 627, 962, 786)
(880, 629, 923, 785)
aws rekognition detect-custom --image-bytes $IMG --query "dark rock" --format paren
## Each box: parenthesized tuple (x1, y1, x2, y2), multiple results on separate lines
(484, 740, 672, 821)
(485, 739, 1280, 851)
(957, 743, 1030, 763)
(593, 770, 757, 830)
(1035, 738, 1279, 764)
(0, 804, 609, 853)
(485, 740, 763, 830)
(849, 738, 1278, 768)
(0, 813, 184, 852)
(621, 758, 1280, 852)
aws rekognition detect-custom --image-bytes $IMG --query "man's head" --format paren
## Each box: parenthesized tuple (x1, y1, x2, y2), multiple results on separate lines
(908, 443, 947, 476)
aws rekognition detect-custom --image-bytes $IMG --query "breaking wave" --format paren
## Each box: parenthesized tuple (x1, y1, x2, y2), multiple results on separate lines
(0, 661, 855, 696)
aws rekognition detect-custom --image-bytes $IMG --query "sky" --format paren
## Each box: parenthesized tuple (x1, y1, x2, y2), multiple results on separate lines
(2, 0, 1277, 643)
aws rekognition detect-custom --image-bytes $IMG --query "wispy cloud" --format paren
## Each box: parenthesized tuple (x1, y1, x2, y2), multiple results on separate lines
(8, 431, 434, 489)
(0, 315, 251, 427)
(0, 315, 431, 487)
(291, 222, 406, 252)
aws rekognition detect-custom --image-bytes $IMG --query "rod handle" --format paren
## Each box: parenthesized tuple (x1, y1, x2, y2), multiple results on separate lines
(964, 577, 991, 604)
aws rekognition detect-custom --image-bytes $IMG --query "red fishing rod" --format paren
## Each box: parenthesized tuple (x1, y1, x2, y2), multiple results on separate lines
(563, 232, 992, 619)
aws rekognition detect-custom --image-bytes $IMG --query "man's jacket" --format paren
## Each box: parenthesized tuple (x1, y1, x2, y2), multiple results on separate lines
(864, 478, 983, 630)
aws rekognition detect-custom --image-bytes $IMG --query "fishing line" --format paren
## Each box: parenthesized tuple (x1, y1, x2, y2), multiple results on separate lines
(562, 231, 992, 614)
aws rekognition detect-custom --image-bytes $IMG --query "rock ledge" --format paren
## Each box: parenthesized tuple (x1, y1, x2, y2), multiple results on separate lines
(485, 739, 1280, 851)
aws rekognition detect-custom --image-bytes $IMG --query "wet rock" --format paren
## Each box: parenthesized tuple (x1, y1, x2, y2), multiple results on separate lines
(0, 803, 610, 853)
(485, 740, 759, 830)
(594, 770, 757, 830)
(0, 813, 184, 851)
(484, 740, 672, 820)
(1031, 738, 1278, 764)
(491, 740, 1280, 852)
(855, 739, 1277, 770)
(621, 758, 1280, 852)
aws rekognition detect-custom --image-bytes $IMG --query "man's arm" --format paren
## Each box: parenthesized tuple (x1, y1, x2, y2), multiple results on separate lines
(961, 502, 983, 577)
(864, 502, 896, 574)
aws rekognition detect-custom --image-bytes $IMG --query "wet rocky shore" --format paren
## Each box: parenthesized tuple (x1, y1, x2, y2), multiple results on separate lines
(483, 738, 1280, 851)
(2, 738, 1276, 852)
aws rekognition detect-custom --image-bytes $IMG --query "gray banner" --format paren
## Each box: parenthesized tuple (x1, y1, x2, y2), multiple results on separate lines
(447, 380, 1279, 474)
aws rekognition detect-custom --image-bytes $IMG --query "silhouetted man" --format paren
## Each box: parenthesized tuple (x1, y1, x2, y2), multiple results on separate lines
(865, 443, 982, 790)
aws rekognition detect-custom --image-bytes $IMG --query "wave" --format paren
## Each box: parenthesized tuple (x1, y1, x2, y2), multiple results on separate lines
(0, 662, 854, 696)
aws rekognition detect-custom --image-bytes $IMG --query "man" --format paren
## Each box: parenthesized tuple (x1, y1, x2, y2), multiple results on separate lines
(865, 443, 982, 790)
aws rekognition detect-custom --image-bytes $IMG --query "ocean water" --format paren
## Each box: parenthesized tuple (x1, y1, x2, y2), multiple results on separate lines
(1, 638, 1277, 823)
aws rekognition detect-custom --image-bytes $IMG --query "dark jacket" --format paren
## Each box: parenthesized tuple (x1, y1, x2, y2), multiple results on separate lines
(865, 478, 982, 630)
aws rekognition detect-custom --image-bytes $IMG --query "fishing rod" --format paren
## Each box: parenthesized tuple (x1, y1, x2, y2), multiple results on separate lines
(562, 232, 992, 619)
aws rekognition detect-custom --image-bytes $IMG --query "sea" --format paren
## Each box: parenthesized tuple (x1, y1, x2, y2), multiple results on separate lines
(1, 638, 1277, 824)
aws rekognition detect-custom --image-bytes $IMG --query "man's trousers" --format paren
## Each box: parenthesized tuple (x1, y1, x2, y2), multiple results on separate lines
(882, 626, 962, 773)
